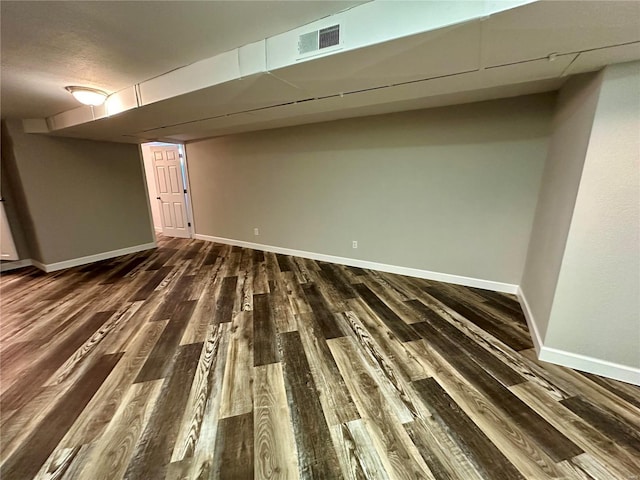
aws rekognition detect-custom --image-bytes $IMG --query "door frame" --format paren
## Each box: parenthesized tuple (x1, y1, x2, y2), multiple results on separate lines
(178, 143, 196, 238)
(140, 141, 195, 239)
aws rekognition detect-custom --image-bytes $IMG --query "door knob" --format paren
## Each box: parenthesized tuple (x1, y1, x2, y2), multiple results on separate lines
(156, 197, 161, 200)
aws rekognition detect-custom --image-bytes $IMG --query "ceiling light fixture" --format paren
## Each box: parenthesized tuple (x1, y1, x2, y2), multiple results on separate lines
(65, 86, 108, 106)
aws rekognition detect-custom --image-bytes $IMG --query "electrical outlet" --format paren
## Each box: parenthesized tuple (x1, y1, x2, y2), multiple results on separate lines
(352, 240, 358, 249)
(254, 228, 260, 236)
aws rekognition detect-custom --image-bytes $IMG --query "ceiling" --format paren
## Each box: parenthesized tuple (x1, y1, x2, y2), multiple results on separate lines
(0, 0, 365, 118)
(2, 0, 640, 143)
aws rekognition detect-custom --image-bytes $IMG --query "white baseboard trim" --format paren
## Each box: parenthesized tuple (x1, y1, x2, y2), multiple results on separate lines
(517, 287, 640, 386)
(154, 226, 163, 232)
(32, 242, 157, 273)
(539, 347, 640, 386)
(31, 259, 47, 271)
(0, 259, 34, 272)
(194, 234, 518, 294)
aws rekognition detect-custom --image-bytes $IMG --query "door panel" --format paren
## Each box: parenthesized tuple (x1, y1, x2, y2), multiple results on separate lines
(156, 166, 169, 193)
(161, 202, 174, 228)
(152, 145, 190, 238)
(174, 204, 185, 228)
(168, 166, 181, 193)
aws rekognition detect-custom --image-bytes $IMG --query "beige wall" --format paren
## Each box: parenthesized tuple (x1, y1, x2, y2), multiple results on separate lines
(186, 94, 554, 285)
(520, 73, 603, 340)
(544, 61, 640, 369)
(2, 120, 154, 265)
(1, 122, 34, 260)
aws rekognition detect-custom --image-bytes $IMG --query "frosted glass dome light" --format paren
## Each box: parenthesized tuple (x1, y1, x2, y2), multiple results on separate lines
(65, 86, 108, 106)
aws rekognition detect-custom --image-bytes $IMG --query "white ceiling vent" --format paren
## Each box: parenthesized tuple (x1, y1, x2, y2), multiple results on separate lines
(298, 24, 342, 58)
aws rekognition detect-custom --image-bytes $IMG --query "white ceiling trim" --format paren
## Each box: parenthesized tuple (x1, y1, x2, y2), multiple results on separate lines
(32, 0, 536, 133)
(22, 0, 640, 143)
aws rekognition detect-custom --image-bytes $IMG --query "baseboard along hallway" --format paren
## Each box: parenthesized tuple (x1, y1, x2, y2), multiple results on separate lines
(1, 236, 639, 479)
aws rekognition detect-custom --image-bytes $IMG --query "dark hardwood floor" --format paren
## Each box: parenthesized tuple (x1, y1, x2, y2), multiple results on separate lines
(1, 236, 639, 479)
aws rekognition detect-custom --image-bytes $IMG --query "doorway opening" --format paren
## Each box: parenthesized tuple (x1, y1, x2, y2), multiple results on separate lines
(140, 142, 193, 239)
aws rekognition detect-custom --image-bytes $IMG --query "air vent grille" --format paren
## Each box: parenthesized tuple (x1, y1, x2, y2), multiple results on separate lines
(319, 25, 340, 49)
(298, 24, 341, 56)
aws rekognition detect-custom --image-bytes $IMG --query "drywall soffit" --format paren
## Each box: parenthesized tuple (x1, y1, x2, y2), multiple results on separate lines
(30, 0, 640, 142)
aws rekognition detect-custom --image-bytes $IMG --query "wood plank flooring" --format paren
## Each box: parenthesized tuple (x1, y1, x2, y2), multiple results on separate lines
(1, 236, 639, 479)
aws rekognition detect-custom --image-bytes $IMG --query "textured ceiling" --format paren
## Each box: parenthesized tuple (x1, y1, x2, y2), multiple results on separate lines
(0, 0, 365, 118)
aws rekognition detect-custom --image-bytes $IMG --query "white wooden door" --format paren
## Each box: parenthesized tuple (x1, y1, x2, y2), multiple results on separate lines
(151, 146, 190, 239)
(0, 199, 19, 261)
